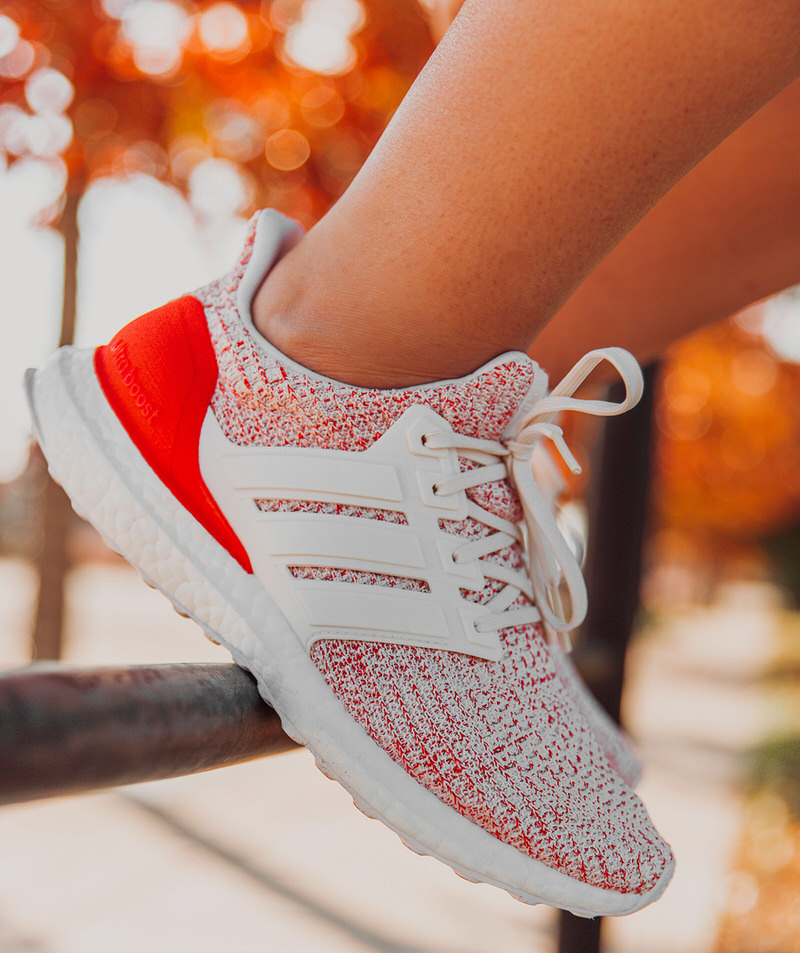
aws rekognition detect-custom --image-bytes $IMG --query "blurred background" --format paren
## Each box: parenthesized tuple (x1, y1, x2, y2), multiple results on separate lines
(2, 0, 800, 950)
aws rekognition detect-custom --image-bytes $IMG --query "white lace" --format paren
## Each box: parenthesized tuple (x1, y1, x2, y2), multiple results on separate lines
(427, 347, 644, 647)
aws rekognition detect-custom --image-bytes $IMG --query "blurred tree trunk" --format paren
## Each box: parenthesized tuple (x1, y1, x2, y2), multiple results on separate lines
(31, 184, 81, 661)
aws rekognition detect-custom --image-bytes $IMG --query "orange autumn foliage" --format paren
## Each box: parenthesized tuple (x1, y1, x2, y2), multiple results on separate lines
(1, 0, 433, 225)
(654, 318, 800, 546)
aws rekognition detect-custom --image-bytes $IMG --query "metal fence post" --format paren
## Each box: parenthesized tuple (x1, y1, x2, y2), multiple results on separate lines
(556, 364, 659, 953)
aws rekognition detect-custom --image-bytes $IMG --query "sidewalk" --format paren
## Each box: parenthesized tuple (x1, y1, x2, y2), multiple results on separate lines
(606, 581, 779, 953)
(0, 559, 780, 952)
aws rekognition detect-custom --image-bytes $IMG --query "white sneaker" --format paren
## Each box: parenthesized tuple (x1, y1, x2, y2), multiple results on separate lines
(26, 209, 673, 916)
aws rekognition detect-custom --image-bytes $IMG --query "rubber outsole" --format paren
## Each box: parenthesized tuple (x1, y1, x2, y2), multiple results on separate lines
(24, 346, 674, 917)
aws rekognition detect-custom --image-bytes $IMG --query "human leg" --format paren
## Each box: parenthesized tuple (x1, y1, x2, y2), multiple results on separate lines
(533, 78, 800, 380)
(253, 0, 800, 387)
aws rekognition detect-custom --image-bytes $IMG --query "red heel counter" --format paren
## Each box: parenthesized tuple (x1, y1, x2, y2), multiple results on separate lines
(94, 295, 252, 572)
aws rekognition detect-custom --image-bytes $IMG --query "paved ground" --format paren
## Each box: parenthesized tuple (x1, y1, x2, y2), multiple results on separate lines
(0, 558, 779, 953)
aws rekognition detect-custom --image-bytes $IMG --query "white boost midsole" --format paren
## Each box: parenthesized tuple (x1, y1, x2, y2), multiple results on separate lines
(25, 345, 673, 916)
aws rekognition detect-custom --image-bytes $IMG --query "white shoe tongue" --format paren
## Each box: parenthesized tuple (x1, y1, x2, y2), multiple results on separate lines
(416, 354, 542, 527)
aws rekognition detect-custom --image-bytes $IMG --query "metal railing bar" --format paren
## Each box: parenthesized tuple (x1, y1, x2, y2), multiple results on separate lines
(0, 662, 298, 805)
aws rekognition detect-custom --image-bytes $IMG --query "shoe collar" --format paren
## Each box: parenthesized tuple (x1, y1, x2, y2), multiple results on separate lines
(235, 208, 550, 433)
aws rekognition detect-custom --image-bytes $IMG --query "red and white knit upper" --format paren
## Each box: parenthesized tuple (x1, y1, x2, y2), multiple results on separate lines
(192, 218, 672, 895)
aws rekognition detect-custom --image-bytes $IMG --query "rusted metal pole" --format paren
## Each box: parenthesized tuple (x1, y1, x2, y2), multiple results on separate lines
(0, 663, 298, 805)
(557, 364, 659, 953)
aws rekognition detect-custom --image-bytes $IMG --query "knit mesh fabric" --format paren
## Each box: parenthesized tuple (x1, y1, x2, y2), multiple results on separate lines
(550, 645, 643, 788)
(192, 218, 672, 894)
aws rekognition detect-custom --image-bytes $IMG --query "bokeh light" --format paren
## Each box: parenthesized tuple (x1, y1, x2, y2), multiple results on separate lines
(719, 870, 760, 916)
(206, 100, 264, 161)
(283, 0, 365, 75)
(730, 348, 778, 398)
(284, 22, 355, 74)
(73, 99, 118, 141)
(0, 103, 28, 154)
(24, 114, 74, 158)
(252, 91, 292, 133)
(121, 0, 192, 76)
(762, 288, 800, 364)
(269, 0, 305, 33)
(0, 38, 35, 79)
(25, 69, 75, 115)
(301, 84, 345, 127)
(113, 140, 169, 178)
(0, 14, 20, 58)
(101, 0, 139, 20)
(198, 3, 251, 60)
(188, 156, 251, 216)
(266, 128, 310, 170)
(168, 135, 212, 180)
(0, 157, 68, 224)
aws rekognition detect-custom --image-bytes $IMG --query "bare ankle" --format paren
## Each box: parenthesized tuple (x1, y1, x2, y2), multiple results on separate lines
(252, 248, 391, 387)
(251, 233, 483, 389)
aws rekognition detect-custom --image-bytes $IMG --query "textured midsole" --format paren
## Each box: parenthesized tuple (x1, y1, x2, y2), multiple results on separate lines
(25, 345, 673, 916)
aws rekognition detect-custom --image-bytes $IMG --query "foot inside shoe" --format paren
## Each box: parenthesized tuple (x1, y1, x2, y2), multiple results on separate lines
(26, 208, 673, 916)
